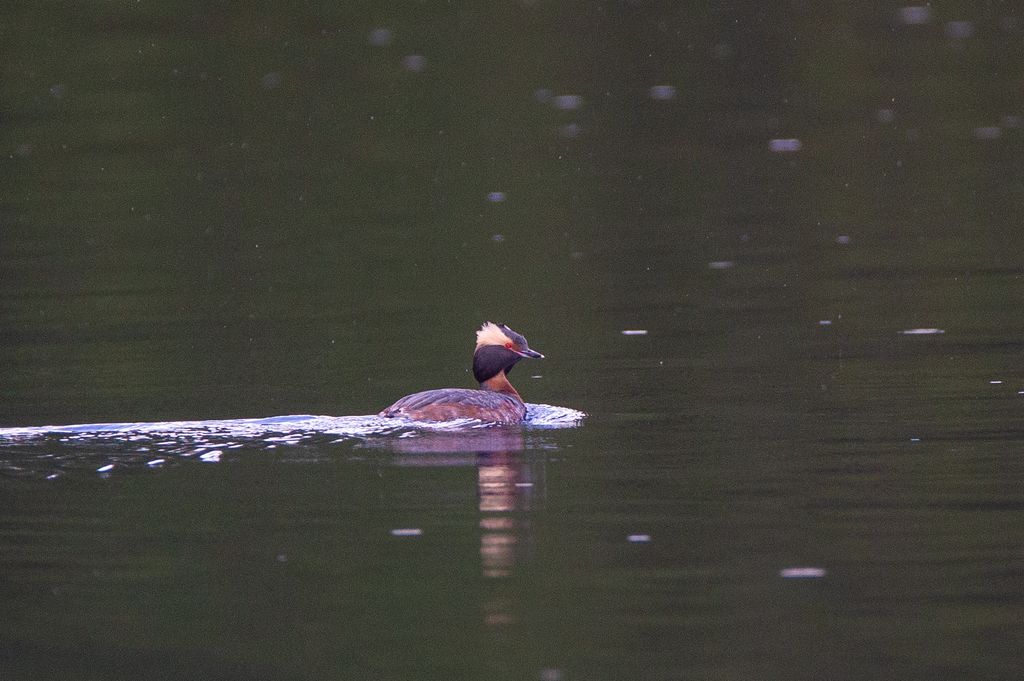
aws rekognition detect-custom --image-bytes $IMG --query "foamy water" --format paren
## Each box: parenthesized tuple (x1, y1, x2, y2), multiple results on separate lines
(0, 404, 586, 478)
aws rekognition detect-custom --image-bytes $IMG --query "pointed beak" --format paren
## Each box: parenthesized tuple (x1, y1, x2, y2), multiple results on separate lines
(518, 348, 544, 359)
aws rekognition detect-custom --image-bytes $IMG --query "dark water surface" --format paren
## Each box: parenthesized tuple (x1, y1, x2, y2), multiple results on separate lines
(4, 2, 1024, 680)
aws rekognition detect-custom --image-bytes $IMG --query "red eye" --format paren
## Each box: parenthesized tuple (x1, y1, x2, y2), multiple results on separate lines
(505, 343, 513, 349)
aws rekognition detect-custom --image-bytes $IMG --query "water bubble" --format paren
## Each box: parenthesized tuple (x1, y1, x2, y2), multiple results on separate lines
(391, 528, 423, 536)
(779, 567, 826, 578)
(368, 29, 393, 46)
(648, 85, 677, 100)
(487, 191, 507, 202)
(553, 95, 582, 110)
(899, 7, 932, 24)
(946, 21, 973, 38)
(769, 138, 801, 152)
(402, 55, 426, 72)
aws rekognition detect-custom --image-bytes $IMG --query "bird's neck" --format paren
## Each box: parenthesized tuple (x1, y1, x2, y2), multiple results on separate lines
(481, 370, 521, 400)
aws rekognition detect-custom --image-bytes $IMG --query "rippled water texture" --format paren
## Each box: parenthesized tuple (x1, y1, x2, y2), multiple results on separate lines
(0, 405, 585, 478)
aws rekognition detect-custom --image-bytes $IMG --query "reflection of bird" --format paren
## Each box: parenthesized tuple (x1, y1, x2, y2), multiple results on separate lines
(379, 322, 544, 424)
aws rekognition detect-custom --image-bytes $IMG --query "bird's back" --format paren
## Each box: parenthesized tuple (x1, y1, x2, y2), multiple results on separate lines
(379, 388, 526, 424)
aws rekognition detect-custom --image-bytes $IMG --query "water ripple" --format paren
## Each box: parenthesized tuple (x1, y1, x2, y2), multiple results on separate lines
(0, 404, 585, 479)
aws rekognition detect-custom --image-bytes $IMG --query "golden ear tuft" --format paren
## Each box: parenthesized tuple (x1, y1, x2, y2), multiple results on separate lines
(476, 321, 511, 349)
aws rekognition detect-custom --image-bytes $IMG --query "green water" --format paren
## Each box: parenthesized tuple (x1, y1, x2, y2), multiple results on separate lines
(4, 2, 1024, 679)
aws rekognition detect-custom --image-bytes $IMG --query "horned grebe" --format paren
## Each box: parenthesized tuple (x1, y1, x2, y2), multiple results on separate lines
(379, 322, 544, 424)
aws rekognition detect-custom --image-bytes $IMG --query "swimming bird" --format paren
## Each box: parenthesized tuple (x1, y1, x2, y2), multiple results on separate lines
(379, 322, 544, 424)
